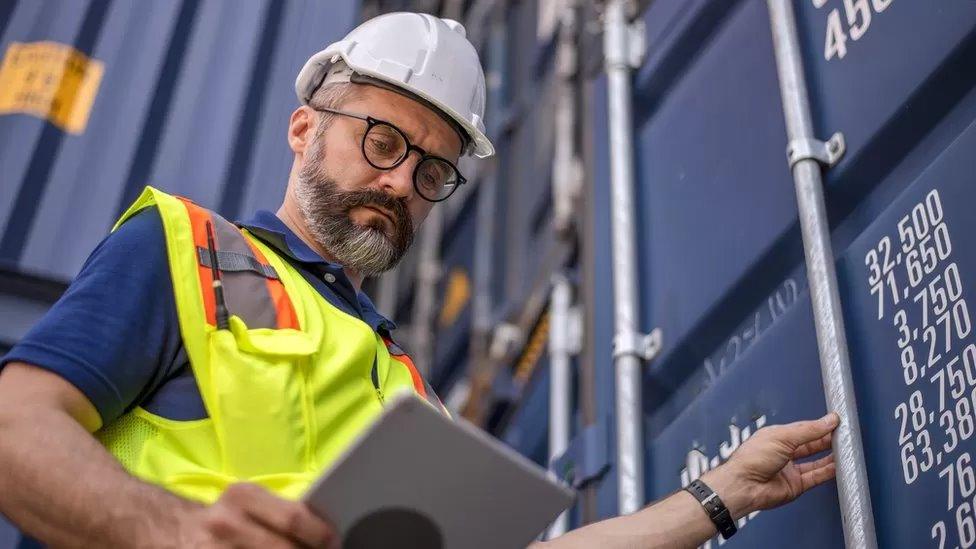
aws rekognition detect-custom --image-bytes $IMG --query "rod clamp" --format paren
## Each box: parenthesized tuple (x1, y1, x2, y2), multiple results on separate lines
(603, 5, 646, 69)
(612, 328, 662, 361)
(786, 132, 845, 170)
(626, 20, 646, 68)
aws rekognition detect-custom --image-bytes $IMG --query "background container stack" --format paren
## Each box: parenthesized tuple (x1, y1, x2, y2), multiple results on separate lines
(3, 0, 976, 547)
(0, 0, 360, 542)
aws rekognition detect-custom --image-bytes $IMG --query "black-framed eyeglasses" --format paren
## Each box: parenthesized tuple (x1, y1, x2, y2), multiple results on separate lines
(310, 106, 466, 202)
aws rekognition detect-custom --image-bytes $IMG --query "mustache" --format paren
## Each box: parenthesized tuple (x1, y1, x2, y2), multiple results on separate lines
(336, 188, 412, 231)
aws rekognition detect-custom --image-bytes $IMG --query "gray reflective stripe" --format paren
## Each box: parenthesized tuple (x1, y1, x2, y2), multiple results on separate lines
(197, 247, 279, 279)
(386, 341, 406, 355)
(206, 213, 279, 330)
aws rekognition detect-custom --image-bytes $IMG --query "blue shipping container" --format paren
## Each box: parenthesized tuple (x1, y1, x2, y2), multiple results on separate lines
(581, 0, 976, 546)
(5, 0, 976, 546)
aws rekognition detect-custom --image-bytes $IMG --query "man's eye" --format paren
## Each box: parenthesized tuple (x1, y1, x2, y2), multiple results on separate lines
(369, 138, 391, 153)
(421, 174, 438, 190)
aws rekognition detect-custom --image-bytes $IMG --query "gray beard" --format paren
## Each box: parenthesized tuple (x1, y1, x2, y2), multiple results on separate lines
(294, 145, 414, 277)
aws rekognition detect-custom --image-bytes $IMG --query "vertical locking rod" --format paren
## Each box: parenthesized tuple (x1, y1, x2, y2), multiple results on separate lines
(766, 1, 878, 547)
(604, 0, 647, 515)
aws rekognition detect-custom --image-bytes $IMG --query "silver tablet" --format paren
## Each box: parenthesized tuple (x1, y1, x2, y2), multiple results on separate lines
(304, 394, 575, 549)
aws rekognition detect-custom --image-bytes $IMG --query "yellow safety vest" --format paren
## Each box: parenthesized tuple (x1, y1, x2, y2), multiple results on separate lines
(96, 186, 446, 504)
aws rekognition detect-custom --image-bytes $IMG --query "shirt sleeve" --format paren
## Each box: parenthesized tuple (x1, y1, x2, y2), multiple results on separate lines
(0, 207, 184, 425)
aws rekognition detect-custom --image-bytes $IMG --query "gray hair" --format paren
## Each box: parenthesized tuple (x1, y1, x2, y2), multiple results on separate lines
(307, 81, 358, 135)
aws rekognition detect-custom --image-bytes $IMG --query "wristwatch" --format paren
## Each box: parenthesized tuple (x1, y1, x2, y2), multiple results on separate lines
(685, 479, 738, 540)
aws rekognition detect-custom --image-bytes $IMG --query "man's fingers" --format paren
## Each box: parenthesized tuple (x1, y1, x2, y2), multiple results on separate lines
(777, 412, 840, 448)
(799, 460, 836, 492)
(796, 454, 834, 475)
(247, 502, 334, 549)
(222, 484, 334, 548)
(204, 506, 294, 549)
(794, 432, 832, 459)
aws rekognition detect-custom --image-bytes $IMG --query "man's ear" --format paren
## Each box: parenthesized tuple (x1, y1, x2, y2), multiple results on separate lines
(288, 106, 315, 155)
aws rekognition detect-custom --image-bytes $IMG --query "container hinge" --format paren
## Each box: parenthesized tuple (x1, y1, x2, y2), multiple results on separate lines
(786, 132, 846, 170)
(550, 416, 612, 489)
(612, 327, 662, 361)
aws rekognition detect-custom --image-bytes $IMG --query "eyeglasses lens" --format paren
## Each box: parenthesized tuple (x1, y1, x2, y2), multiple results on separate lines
(364, 123, 407, 168)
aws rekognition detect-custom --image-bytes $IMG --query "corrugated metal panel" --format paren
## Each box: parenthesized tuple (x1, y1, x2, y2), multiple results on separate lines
(187, 0, 976, 543)
(384, 0, 573, 442)
(371, 0, 976, 541)
(630, 0, 798, 404)
(10, 0, 975, 545)
(0, 1, 359, 544)
(431, 188, 479, 390)
(0, 0, 360, 282)
(581, 0, 976, 544)
(841, 114, 976, 548)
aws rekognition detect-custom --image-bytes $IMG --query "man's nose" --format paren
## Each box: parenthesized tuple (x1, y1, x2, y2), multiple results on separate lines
(377, 154, 418, 200)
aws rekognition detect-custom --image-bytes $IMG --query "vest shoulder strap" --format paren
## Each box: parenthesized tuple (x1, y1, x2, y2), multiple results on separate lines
(177, 197, 299, 330)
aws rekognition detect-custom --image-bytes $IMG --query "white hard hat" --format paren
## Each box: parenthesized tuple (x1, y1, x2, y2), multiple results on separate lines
(296, 12, 495, 159)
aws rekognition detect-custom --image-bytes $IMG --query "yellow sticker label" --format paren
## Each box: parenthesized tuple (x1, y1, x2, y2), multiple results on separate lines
(438, 267, 472, 327)
(0, 41, 104, 134)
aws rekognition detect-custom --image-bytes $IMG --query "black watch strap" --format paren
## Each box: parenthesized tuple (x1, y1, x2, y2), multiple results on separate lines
(685, 479, 738, 540)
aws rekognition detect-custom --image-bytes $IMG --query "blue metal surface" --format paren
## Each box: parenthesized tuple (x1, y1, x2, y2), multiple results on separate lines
(0, 0, 359, 543)
(840, 116, 976, 548)
(582, 0, 976, 535)
(431, 189, 479, 391)
(0, 0, 359, 282)
(584, 74, 621, 519)
(552, 416, 612, 489)
(501, 363, 551, 468)
(798, 0, 976, 197)
(645, 291, 843, 547)
(5, 0, 976, 544)
(632, 0, 799, 405)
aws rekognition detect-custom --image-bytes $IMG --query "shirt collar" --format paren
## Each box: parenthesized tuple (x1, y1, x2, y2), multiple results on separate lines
(237, 210, 398, 332)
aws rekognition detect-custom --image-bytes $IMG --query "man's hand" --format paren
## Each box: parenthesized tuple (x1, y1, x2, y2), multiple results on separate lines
(179, 483, 337, 549)
(703, 412, 840, 518)
(536, 412, 840, 549)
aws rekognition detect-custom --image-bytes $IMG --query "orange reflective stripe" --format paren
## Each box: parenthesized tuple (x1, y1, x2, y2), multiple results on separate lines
(242, 237, 299, 330)
(398, 354, 428, 398)
(178, 197, 217, 326)
(384, 337, 427, 397)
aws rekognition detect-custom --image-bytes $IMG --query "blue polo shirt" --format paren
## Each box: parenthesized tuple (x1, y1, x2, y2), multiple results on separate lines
(0, 206, 398, 425)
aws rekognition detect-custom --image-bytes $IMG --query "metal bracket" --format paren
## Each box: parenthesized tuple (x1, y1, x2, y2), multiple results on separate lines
(550, 417, 612, 489)
(603, 4, 646, 70)
(786, 132, 846, 170)
(627, 20, 646, 68)
(612, 327, 662, 361)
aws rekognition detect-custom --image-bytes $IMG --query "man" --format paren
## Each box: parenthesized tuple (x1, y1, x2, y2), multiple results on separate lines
(0, 12, 838, 548)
